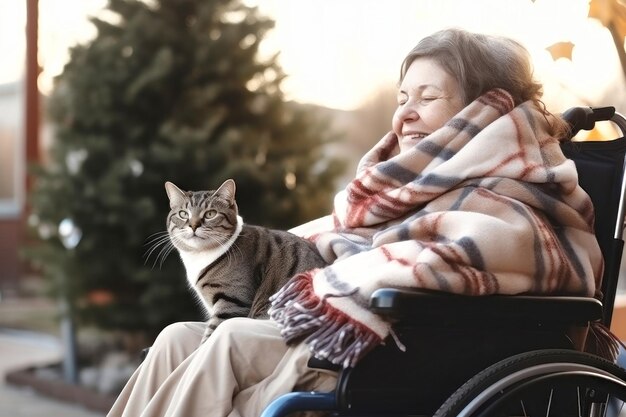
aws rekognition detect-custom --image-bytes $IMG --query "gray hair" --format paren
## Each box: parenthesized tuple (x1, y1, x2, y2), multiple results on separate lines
(400, 28, 542, 107)
(400, 28, 568, 137)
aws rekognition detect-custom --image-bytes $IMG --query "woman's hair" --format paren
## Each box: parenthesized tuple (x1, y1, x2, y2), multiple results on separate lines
(401, 28, 569, 138)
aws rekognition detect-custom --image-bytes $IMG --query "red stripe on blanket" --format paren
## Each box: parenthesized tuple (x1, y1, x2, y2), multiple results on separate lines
(425, 240, 497, 295)
(535, 217, 570, 292)
(347, 179, 416, 225)
(381, 246, 411, 266)
(483, 111, 543, 180)
(408, 213, 497, 295)
(478, 89, 515, 115)
(474, 187, 583, 295)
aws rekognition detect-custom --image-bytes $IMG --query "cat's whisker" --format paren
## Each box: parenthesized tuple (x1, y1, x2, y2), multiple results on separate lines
(229, 232, 252, 241)
(208, 234, 230, 247)
(151, 234, 188, 269)
(202, 231, 230, 241)
(144, 230, 182, 269)
(144, 231, 171, 245)
(147, 244, 172, 269)
(144, 239, 170, 265)
(144, 232, 171, 247)
(168, 235, 185, 248)
(145, 235, 173, 250)
(151, 245, 168, 269)
(145, 230, 170, 240)
(225, 243, 243, 267)
(224, 239, 243, 267)
(157, 243, 176, 269)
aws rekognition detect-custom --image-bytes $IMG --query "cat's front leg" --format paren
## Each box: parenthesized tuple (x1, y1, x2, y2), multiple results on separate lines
(200, 317, 220, 344)
(199, 299, 251, 344)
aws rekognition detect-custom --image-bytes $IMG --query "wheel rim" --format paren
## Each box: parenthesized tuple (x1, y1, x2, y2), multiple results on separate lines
(457, 363, 626, 417)
(476, 371, 626, 416)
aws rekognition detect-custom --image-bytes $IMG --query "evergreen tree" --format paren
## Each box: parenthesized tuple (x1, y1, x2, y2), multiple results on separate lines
(26, 0, 345, 339)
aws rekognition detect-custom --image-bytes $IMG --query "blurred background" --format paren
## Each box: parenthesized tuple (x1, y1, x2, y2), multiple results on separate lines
(1, 0, 626, 415)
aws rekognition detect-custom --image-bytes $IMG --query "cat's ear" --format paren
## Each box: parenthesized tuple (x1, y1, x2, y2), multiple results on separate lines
(215, 179, 236, 205)
(165, 182, 186, 209)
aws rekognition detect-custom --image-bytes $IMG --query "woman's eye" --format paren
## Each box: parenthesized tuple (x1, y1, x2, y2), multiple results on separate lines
(420, 97, 436, 103)
(178, 210, 188, 219)
(204, 210, 217, 219)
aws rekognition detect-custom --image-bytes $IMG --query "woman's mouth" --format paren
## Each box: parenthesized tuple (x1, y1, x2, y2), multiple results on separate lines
(403, 132, 428, 141)
(399, 132, 430, 152)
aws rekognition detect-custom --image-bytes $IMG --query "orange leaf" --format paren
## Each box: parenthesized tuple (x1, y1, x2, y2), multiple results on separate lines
(546, 41, 575, 61)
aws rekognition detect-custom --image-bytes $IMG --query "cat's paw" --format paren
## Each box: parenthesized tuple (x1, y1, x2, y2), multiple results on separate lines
(200, 328, 214, 345)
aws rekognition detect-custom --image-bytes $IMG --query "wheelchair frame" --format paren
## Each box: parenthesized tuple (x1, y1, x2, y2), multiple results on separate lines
(261, 107, 626, 417)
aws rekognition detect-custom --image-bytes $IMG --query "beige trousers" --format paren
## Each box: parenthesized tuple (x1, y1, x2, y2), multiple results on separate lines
(106, 318, 338, 417)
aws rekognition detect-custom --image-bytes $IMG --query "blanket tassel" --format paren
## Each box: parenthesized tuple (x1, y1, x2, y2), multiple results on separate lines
(269, 271, 382, 368)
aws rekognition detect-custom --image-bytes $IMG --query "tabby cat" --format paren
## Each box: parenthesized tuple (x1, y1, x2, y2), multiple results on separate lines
(164, 179, 327, 343)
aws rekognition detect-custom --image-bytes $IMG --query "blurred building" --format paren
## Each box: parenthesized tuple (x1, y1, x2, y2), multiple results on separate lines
(0, 81, 26, 293)
(0, 0, 39, 296)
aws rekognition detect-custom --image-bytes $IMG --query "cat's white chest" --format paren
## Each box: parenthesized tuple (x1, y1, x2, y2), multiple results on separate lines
(180, 251, 217, 287)
(178, 216, 243, 298)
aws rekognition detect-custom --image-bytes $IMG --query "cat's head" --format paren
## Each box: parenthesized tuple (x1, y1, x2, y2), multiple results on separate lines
(164, 179, 239, 252)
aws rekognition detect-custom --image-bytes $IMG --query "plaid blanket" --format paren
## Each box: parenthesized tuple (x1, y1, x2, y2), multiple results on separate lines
(269, 89, 604, 368)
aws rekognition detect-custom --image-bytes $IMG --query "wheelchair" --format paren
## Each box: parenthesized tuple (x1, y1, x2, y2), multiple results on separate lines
(261, 106, 626, 417)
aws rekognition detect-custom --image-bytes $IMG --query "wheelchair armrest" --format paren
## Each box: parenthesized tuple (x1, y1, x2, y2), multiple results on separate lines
(370, 288, 603, 327)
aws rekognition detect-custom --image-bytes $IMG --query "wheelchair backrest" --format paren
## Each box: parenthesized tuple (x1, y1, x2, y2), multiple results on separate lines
(560, 107, 626, 326)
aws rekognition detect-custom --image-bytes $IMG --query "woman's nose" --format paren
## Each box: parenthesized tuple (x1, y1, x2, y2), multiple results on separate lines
(398, 103, 419, 123)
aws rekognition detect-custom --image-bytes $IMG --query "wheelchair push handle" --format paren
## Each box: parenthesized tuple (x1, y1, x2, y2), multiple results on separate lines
(561, 106, 616, 137)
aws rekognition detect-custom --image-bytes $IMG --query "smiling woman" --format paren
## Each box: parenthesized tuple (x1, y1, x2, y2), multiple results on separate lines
(393, 58, 465, 153)
(105, 28, 604, 417)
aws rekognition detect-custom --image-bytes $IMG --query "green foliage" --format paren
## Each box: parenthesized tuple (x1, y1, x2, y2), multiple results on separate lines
(25, 0, 345, 339)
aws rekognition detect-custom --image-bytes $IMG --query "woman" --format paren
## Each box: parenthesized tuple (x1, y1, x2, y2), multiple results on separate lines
(107, 28, 602, 417)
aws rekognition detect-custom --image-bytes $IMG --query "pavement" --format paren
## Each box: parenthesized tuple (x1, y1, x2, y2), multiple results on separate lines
(0, 328, 105, 417)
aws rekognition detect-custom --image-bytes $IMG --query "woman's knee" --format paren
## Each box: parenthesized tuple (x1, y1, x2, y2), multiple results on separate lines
(210, 318, 278, 342)
(152, 321, 204, 349)
(209, 317, 254, 343)
(201, 318, 283, 363)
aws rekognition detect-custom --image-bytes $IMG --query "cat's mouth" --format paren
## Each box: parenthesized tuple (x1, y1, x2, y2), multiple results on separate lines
(179, 235, 207, 251)
(187, 233, 204, 241)
(180, 228, 202, 238)
(180, 231, 204, 244)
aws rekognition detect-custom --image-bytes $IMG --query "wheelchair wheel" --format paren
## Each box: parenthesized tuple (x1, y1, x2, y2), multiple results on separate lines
(434, 349, 626, 417)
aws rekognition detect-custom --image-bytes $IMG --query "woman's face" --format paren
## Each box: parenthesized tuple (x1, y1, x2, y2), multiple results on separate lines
(392, 57, 465, 153)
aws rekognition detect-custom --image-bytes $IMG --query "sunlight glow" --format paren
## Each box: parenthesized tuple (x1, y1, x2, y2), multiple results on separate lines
(252, 0, 621, 110)
(0, 0, 622, 113)
(0, 2, 26, 83)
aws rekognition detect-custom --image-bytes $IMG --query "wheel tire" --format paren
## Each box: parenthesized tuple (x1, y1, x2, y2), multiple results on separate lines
(434, 349, 626, 417)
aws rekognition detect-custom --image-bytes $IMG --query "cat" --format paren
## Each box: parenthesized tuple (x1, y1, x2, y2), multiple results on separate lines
(164, 179, 328, 343)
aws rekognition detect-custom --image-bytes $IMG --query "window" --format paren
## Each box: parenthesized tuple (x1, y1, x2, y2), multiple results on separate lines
(0, 2, 25, 218)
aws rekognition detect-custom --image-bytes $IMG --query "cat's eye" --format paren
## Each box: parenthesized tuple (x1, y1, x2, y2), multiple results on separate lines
(204, 210, 217, 219)
(178, 210, 189, 219)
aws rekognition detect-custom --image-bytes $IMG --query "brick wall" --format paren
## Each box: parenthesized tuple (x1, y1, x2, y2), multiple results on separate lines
(0, 218, 21, 292)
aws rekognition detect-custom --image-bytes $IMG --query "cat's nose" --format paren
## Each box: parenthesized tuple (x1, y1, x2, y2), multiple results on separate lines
(190, 219, 202, 231)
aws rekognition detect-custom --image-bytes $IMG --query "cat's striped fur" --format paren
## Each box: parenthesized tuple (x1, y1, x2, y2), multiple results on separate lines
(165, 179, 327, 343)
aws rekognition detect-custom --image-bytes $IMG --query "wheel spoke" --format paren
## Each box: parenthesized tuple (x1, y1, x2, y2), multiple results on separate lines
(434, 350, 626, 417)
(545, 388, 554, 417)
(520, 400, 527, 417)
(578, 386, 582, 417)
